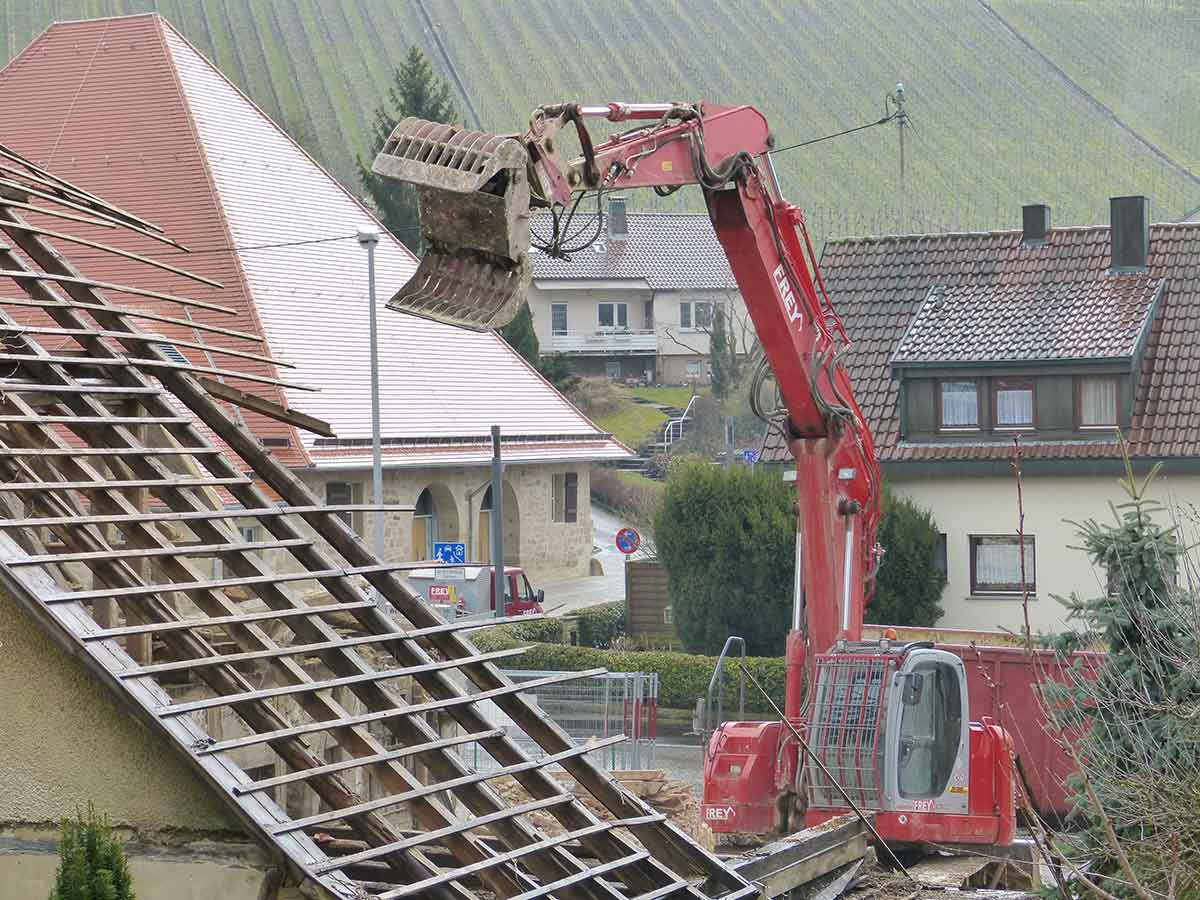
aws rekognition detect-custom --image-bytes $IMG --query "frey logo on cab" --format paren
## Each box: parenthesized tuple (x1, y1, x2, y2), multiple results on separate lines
(773, 263, 801, 322)
(702, 804, 736, 823)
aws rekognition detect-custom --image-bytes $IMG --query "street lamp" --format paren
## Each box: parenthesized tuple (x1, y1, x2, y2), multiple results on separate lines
(357, 228, 386, 592)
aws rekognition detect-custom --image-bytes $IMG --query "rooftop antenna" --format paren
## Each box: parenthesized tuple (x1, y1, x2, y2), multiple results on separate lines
(888, 83, 909, 229)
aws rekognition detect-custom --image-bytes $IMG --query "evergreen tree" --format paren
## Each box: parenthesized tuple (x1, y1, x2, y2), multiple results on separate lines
(500, 302, 539, 365)
(49, 804, 135, 900)
(709, 306, 731, 400)
(357, 46, 457, 252)
(654, 459, 795, 655)
(1048, 461, 1200, 896)
(867, 485, 945, 626)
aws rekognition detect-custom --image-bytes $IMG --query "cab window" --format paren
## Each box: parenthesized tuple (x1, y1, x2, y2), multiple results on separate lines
(897, 662, 962, 799)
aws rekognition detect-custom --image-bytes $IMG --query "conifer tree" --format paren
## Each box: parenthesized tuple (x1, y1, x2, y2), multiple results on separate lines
(49, 804, 135, 900)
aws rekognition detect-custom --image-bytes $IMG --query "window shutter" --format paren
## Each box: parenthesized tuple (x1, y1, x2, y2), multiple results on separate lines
(564, 472, 578, 523)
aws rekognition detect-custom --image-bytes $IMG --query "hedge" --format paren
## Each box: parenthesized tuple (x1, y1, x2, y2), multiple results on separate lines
(473, 625, 787, 712)
(575, 601, 626, 648)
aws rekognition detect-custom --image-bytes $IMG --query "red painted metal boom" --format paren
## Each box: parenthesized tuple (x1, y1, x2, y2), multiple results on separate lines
(527, 103, 882, 678)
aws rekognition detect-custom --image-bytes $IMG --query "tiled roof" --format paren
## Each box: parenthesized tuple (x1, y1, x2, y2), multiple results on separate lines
(0, 15, 626, 468)
(891, 277, 1162, 366)
(531, 212, 736, 290)
(762, 223, 1200, 464)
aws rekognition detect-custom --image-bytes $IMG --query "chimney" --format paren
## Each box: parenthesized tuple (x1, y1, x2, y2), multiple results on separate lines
(1021, 204, 1050, 243)
(1110, 195, 1149, 271)
(607, 196, 628, 242)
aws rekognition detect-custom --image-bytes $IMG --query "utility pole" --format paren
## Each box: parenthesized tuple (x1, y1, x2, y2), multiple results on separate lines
(490, 426, 505, 619)
(357, 229, 386, 602)
(890, 83, 909, 230)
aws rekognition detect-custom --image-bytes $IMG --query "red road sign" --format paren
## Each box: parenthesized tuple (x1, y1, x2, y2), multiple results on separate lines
(615, 527, 641, 554)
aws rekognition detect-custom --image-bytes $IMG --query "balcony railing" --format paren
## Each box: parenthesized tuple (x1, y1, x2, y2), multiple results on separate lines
(550, 330, 657, 354)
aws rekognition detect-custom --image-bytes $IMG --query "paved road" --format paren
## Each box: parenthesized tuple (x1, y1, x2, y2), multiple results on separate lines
(542, 503, 642, 616)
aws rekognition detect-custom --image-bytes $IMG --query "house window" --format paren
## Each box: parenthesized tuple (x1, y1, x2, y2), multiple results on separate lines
(686, 359, 701, 378)
(970, 535, 1035, 595)
(679, 300, 714, 330)
(598, 302, 627, 330)
(663, 605, 674, 625)
(643, 300, 654, 330)
(551, 303, 568, 335)
(939, 380, 978, 429)
(1079, 376, 1117, 428)
(551, 472, 578, 523)
(605, 361, 621, 380)
(326, 481, 363, 533)
(934, 533, 948, 578)
(993, 378, 1034, 428)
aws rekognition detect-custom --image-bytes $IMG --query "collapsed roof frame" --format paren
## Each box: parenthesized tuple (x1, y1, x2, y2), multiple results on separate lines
(0, 144, 754, 900)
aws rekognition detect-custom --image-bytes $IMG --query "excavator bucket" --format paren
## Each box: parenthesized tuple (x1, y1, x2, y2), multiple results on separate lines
(372, 118, 534, 331)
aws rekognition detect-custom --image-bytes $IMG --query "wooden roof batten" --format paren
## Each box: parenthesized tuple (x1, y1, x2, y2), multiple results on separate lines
(0, 146, 752, 900)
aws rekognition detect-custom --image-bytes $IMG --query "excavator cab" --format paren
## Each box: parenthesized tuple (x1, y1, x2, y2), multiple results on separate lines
(804, 642, 1015, 847)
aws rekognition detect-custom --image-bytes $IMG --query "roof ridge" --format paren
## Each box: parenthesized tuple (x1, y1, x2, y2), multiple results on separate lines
(152, 18, 311, 465)
(829, 219, 1200, 246)
(155, 17, 416, 267)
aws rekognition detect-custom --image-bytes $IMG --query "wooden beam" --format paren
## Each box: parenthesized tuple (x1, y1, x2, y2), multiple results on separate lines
(199, 377, 334, 437)
(0, 351, 316, 392)
(0, 296, 264, 342)
(1, 502, 412, 529)
(0, 325, 292, 368)
(0, 268, 234, 315)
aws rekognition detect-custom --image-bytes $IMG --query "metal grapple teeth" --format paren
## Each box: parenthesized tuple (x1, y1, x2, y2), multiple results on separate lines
(372, 118, 533, 332)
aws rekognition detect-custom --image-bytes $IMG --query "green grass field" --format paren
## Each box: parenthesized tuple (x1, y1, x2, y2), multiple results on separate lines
(2, 1, 1197, 240)
(591, 399, 667, 448)
(627, 386, 698, 408)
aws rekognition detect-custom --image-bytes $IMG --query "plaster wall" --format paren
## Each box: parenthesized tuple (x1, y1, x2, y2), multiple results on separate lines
(0, 593, 241, 835)
(891, 469, 1200, 634)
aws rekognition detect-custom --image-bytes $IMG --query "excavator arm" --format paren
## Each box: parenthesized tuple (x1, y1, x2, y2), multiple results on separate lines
(373, 102, 881, 677)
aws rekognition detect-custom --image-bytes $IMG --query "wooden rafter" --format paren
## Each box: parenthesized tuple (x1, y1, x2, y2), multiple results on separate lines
(0, 145, 753, 900)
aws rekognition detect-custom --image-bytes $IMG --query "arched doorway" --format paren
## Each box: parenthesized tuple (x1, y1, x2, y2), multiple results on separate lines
(411, 484, 460, 561)
(476, 482, 520, 565)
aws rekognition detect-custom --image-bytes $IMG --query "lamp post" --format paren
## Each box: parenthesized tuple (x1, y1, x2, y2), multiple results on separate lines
(357, 229, 386, 593)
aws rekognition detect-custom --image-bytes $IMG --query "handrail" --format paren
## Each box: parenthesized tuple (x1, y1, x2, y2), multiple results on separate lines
(699, 635, 746, 751)
(663, 393, 699, 447)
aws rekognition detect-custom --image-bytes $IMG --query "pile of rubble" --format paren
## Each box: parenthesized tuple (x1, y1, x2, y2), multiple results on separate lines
(492, 768, 713, 849)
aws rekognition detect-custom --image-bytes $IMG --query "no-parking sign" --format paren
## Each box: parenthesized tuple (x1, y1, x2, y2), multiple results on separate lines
(615, 527, 641, 554)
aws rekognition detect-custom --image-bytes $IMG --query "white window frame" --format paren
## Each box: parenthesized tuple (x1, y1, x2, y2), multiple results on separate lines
(598, 302, 628, 331)
(938, 379, 980, 431)
(551, 303, 568, 335)
(679, 299, 716, 332)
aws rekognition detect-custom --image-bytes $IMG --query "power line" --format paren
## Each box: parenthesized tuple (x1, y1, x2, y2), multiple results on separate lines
(770, 111, 899, 156)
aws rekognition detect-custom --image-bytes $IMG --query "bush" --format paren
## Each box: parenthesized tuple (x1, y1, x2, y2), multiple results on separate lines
(508, 617, 562, 644)
(867, 485, 945, 626)
(472, 625, 786, 712)
(590, 467, 663, 528)
(575, 602, 626, 648)
(654, 458, 794, 656)
(566, 378, 624, 418)
(49, 804, 135, 900)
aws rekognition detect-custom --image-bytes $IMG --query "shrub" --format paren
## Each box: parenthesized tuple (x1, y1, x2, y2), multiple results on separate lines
(575, 601, 626, 648)
(508, 617, 562, 644)
(867, 485, 946, 627)
(49, 804, 135, 900)
(654, 458, 794, 656)
(472, 625, 787, 712)
(566, 378, 624, 418)
(590, 468, 663, 529)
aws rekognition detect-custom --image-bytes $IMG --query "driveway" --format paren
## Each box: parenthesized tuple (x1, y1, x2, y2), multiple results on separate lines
(542, 503, 644, 616)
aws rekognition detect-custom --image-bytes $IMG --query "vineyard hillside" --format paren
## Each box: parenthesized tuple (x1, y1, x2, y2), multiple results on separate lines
(1, 1, 1197, 243)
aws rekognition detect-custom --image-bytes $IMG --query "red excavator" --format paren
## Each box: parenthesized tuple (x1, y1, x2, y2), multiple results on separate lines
(372, 101, 1016, 850)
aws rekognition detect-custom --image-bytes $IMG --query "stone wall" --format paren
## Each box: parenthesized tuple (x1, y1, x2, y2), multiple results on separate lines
(296, 461, 594, 584)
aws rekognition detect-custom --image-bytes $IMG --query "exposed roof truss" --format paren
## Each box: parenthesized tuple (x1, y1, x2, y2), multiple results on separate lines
(0, 144, 752, 900)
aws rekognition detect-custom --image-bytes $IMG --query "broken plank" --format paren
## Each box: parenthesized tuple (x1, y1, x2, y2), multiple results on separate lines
(199, 377, 333, 437)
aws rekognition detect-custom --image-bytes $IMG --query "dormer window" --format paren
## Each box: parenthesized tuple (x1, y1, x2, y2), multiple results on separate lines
(993, 378, 1034, 429)
(939, 380, 979, 430)
(1078, 376, 1118, 428)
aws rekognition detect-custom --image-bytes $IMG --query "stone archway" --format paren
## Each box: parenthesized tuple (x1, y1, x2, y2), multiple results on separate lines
(411, 483, 461, 561)
(477, 481, 520, 565)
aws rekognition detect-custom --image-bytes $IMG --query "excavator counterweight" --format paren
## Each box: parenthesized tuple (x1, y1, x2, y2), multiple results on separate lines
(372, 118, 533, 331)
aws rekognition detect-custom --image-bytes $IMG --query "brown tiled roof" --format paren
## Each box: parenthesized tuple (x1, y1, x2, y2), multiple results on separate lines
(531, 212, 736, 290)
(762, 222, 1200, 464)
(891, 277, 1162, 366)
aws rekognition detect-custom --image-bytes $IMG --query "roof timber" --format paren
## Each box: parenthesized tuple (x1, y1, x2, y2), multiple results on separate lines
(0, 142, 753, 900)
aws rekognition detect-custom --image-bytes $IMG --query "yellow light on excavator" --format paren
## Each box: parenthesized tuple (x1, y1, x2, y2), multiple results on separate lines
(371, 118, 535, 332)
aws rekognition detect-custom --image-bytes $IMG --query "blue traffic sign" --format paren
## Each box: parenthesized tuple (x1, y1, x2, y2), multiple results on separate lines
(433, 542, 466, 564)
(742, 449, 759, 465)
